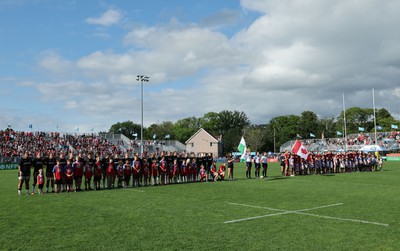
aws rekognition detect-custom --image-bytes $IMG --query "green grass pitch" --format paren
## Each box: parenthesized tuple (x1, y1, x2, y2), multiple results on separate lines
(0, 162, 399, 251)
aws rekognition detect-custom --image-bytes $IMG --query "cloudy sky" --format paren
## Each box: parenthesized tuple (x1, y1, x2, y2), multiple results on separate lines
(1, 0, 400, 133)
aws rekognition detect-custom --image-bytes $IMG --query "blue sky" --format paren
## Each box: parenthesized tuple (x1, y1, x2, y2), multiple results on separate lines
(1, 0, 400, 133)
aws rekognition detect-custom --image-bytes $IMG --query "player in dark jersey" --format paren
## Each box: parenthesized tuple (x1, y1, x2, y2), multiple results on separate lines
(31, 152, 44, 194)
(73, 155, 83, 191)
(132, 155, 142, 188)
(85, 153, 95, 191)
(227, 153, 234, 180)
(18, 152, 32, 196)
(101, 154, 110, 189)
(112, 153, 120, 188)
(45, 153, 56, 193)
(116, 160, 124, 188)
(94, 156, 102, 190)
(58, 152, 67, 192)
(64, 159, 74, 192)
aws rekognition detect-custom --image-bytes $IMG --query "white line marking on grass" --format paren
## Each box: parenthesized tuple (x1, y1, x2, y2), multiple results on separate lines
(294, 212, 389, 227)
(225, 202, 388, 227)
(225, 203, 342, 224)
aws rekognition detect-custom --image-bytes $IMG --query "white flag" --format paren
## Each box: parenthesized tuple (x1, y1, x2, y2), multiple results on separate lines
(237, 136, 247, 159)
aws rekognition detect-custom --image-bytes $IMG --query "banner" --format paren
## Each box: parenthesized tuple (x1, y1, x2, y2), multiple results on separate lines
(0, 163, 18, 170)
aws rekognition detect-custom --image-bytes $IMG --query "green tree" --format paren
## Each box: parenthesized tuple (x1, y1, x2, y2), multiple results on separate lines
(172, 117, 202, 143)
(337, 107, 374, 133)
(269, 115, 300, 146)
(298, 111, 319, 138)
(146, 121, 174, 140)
(109, 121, 142, 139)
(201, 112, 220, 136)
(244, 125, 266, 152)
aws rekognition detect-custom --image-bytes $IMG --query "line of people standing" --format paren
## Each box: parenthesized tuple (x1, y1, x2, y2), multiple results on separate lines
(17, 151, 236, 195)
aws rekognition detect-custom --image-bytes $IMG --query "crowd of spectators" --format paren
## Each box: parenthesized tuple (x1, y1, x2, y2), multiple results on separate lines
(298, 131, 400, 153)
(0, 129, 127, 161)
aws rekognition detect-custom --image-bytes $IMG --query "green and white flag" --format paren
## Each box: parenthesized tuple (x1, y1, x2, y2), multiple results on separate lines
(237, 136, 247, 159)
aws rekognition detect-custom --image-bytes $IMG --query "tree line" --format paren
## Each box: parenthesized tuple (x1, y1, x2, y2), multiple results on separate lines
(107, 108, 399, 154)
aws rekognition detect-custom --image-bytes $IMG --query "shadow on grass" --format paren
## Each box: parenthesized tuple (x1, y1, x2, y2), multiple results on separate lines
(264, 176, 291, 181)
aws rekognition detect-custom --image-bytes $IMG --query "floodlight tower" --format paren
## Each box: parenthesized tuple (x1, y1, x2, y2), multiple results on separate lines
(136, 75, 149, 158)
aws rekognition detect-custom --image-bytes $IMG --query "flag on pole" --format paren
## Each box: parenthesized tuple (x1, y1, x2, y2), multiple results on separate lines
(376, 126, 383, 131)
(132, 133, 138, 137)
(391, 124, 398, 130)
(237, 136, 247, 160)
(309, 133, 315, 138)
(292, 140, 309, 160)
(164, 134, 170, 139)
(153, 134, 157, 139)
(296, 133, 302, 139)
(337, 131, 343, 136)
(358, 127, 365, 132)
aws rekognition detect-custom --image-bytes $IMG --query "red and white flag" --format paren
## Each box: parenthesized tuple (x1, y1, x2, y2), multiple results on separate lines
(291, 140, 309, 160)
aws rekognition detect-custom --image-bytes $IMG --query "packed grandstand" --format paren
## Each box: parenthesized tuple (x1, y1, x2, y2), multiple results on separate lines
(1, 128, 399, 163)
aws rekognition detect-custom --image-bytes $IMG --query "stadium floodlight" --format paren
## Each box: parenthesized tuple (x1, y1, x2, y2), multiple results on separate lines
(136, 75, 150, 158)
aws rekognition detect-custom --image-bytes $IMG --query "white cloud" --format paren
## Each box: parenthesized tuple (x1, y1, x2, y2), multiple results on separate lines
(14, 0, 400, 132)
(38, 51, 74, 74)
(86, 9, 123, 26)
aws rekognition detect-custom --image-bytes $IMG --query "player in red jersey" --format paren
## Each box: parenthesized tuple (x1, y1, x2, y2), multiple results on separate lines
(132, 155, 141, 188)
(107, 158, 115, 189)
(37, 169, 45, 195)
(218, 163, 226, 181)
(199, 164, 207, 182)
(52, 159, 63, 193)
(64, 159, 74, 192)
(116, 160, 124, 188)
(73, 156, 83, 192)
(151, 159, 159, 186)
(159, 156, 168, 185)
(93, 156, 102, 190)
(123, 159, 132, 188)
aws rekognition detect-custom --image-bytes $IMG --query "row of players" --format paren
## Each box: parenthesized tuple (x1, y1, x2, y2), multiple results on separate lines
(278, 151, 383, 176)
(17, 151, 233, 195)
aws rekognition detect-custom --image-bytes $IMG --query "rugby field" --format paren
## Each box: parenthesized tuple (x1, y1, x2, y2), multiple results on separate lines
(0, 162, 399, 250)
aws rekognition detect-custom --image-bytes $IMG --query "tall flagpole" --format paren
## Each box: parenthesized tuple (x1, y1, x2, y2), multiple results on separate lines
(372, 88, 377, 145)
(343, 93, 347, 152)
